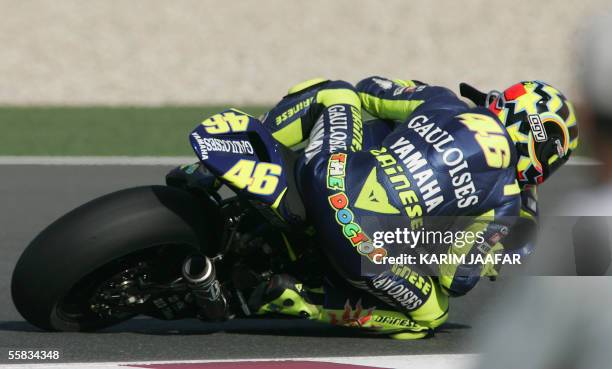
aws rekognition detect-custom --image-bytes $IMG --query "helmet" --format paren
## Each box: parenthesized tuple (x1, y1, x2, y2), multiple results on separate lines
(487, 81, 579, 185)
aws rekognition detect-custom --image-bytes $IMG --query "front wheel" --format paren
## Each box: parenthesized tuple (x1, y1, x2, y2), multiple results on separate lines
(11, 185, 221, 331)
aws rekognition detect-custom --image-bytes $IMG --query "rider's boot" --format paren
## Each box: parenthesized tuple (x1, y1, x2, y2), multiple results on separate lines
(248, 274, 320, 319)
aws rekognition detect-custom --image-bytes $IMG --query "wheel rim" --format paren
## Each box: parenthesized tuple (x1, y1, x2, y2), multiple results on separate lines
(53, 244, 195, 329)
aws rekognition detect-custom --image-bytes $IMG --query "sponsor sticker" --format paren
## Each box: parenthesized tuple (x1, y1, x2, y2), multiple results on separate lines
(191, 131, 209, 160)
(326, 153, 386, 261)
(528, 114, 548, 142)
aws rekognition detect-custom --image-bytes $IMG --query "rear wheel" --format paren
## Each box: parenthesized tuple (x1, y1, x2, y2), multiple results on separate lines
(11, 185, 221, 331)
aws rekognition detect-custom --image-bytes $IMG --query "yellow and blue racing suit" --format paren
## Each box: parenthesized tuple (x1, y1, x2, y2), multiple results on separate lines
(260, 77, 521, 328)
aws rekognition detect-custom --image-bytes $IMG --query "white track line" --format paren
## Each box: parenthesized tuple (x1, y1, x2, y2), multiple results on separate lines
(0, 354, 478, 369)
(0, 155, 601, 166)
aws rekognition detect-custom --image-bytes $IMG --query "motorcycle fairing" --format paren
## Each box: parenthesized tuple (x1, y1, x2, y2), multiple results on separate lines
(190, 109, 288, 209)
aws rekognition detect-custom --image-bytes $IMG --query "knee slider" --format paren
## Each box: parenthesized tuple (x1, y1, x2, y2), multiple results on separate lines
(410, 281, 449, 329)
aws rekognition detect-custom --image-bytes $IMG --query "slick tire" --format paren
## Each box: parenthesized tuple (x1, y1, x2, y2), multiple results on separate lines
(11, 185, 221, 332)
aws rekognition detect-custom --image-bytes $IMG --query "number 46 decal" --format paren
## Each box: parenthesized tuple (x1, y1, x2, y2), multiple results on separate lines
(223, 160, 282, 195)
(202, 110, 250, 134)
(458, 113, 511, 169)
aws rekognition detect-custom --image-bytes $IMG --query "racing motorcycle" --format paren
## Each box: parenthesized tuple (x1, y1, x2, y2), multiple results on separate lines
(11, 109, 344, 332)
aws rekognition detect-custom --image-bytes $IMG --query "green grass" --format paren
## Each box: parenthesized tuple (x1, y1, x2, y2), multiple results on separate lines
(0, 106, 269, 156)
(0, 106, 589, 156)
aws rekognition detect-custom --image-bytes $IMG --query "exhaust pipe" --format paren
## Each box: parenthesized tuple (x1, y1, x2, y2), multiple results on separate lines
(182, 254, 228, 321)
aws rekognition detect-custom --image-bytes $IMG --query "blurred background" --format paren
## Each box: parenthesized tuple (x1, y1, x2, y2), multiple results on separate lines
(0, 0, 608, 156)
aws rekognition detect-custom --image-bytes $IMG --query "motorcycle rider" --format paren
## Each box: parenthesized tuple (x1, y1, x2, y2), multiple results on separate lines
(187, 76, 578, 338)
(241, 76, 578, 338)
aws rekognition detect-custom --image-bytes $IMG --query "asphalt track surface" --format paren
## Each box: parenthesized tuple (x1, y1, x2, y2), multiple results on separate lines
(0, 164, 595, 364)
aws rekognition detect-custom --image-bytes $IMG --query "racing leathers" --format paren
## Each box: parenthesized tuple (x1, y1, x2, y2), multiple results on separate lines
(259, 77, 522, 329)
